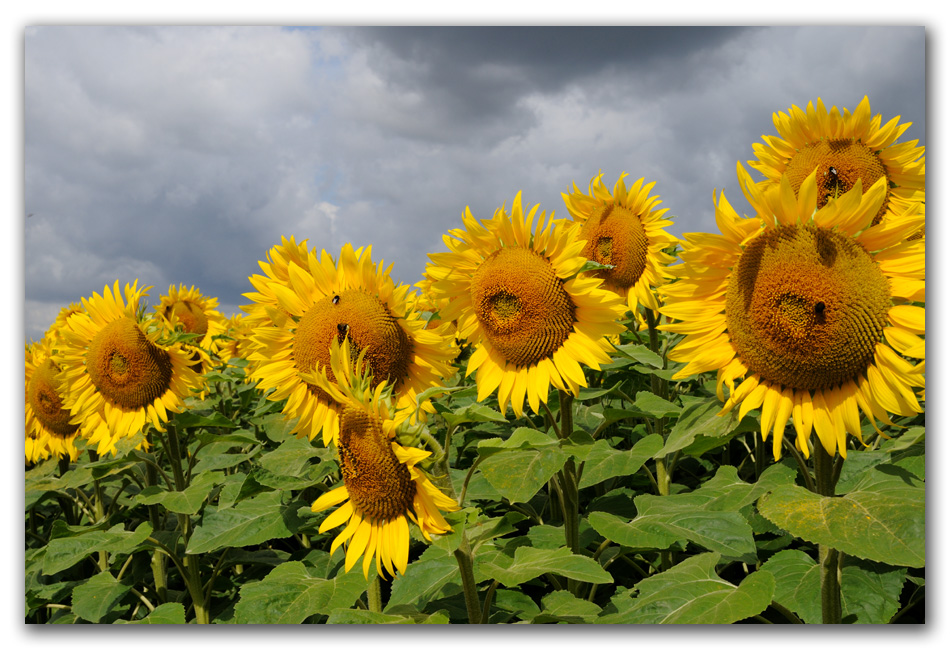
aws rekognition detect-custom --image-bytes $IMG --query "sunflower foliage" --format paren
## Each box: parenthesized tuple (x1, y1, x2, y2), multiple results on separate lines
(26, 97, 925, 625)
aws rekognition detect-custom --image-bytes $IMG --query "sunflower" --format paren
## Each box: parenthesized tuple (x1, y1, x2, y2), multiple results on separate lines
(562, 172, 678, 317)
(659, 163, 925, 460)
(309, 338, 458, 579)
(243, 242, 457, 447)
(25, 338, 81, 463)
(424, 192, 627, 417)
(56, 281, 203, 456)
(155, 284, 227, 373)
(749, 96, 925, 227)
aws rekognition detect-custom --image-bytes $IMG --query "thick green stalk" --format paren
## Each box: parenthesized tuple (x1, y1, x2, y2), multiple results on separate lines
(144, 432, 168, 604)
(165, 422, 210, 624)
(557, 391, 582, 595)
(813, 445, 842, 624)
(367, 576, 383, 613)
(453, 539, 483, 624)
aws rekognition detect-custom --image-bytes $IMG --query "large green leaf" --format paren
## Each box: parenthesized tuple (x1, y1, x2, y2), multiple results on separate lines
(257, 435, 322, 477)
(232, 561, 367, 623)
(578, 434, 664, 488)
(533, 590, 602, 623)
(135, 470, 225, 515)
(613, 344, 663, 368)
(633, 391, 682, 419)
(760, 549, 907, 624)
(657, 398, 754, 458)
(43, 522, 152, 575)
(598, 553, 774, 624)
(70, 571, 131, 623)
(186, 490, 306, 554)
(386, 546, 461, 610)
(758, 465, 925, 567)
(477, 428, 568, 504)
(590, 507, 755, 561)
(477, 546, 612, 587)
(117, 602, 186, 624)
(441, 403, 509, 427)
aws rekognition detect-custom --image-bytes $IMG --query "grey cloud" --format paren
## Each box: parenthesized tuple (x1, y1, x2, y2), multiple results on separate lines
(24, 25, 925, 343)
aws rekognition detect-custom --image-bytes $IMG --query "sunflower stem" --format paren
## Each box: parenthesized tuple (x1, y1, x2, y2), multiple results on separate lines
(367, 576, 383, 613)
(165, 420, 210, 623)
(453, 539, 483, 624)
(144, 430, 168, 603)
(813, 445, 842, 624)
(557, 391, 583, 596)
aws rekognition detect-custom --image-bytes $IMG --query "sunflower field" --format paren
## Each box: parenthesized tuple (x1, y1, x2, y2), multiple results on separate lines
(25, 96, 925, 625)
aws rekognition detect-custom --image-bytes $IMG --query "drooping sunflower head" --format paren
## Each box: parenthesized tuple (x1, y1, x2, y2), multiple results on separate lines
(310, 341, 458, 579)
(244, 242, 457, 446)
(156, 284, 228, 374)
(55, 281, 203, 456)
(424, 192, 627, 417)
(25, 338, 81, 462)
(660, 163, 925, 460)
(749, 96, 925, 227)
(562, 172, 678, 315)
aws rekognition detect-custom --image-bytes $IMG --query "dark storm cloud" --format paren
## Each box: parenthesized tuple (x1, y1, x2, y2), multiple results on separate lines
(336, 26, 753, 144)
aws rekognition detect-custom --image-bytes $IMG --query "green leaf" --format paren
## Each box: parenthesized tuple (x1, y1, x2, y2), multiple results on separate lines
(758, 465, 925, 567)
(43, 522, 152, 575)
(186, 491, 306, 554)
(575, 386, 614, 401)
(135, 471, 225, 515)
(477, 546, 612, 587)
(70, 571, 131, 623)
(442, 403, 509, 427)
(190, 449, 259, 473)
(760, 549, 907, 624)
(578, 433, 664, 488)
(878, 425, 924, 452)
(173, 411, 238, 429)
(233, 561, 367, 623)
(386, 546, 461, 610)
(633, 391, 682, 418)
(599, 553, 774, 624)
(534, 590, 602, 623)
(757, 549, 822, 623)
(657, 398, 754, 457)
(589, 473, 760, 561)
(118, 602, 187, 624)
(477, 428, 568, 504)
(613, 344, 664, 368)
(258, 436, 321, 477)
(493, 589, 542, 621)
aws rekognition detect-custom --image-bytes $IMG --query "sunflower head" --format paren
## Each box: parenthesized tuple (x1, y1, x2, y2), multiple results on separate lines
(156, 284, 228, 375)
(55, 281, 203, 455)
(562, 172, 678, 315)
(310, 339, 458, 579)
(244, 242, 457, 446)
(749, 96, 925, 228)
(25, 338, 81, 462)
(424, 192, 627, 417)
(660, 163, 924, 460)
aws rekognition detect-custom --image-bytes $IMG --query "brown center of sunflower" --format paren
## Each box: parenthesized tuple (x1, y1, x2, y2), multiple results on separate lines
(784, 139, 891, 225)
(164, 300, 209, 337)
(725, 224, 890, 391)
(471, 247, 576, 367)
(293, 289, 413, 399)
(27, 359, 79, 437)
(337, 404, 416, 522)
(578, 202, 650, 291)
(86, 317, 175, 410)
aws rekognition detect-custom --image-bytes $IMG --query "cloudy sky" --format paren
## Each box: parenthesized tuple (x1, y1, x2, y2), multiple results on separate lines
(21, 25, 926, 342)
